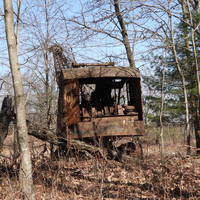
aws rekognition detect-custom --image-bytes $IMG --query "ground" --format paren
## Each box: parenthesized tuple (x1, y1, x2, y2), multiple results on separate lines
(0, 127, 200, 199)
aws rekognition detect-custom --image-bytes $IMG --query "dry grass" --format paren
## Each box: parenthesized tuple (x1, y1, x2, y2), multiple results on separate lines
(0, 129, 200, 200)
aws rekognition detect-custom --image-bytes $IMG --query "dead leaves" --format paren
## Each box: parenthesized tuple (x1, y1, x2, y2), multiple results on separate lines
(1, 145, 200, 199)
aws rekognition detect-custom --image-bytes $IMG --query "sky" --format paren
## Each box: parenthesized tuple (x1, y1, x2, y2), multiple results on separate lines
(0, 0, 158, 71)
(0, 0, 183, 101)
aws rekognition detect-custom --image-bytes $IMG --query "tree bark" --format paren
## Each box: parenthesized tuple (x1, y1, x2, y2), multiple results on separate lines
(178, 0, 192, 154)
(159, 48, 167, 155)
(186, 0, 200, 154)
(44, 0, 54, 158)
(4, 0, 35, 199)
(168, 0, 190, 154)
(114, 0, 136, 69)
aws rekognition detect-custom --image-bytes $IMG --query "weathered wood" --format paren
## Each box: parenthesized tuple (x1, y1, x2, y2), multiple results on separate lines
(0, 96, 13, 150)
(27, 121, 61, 145)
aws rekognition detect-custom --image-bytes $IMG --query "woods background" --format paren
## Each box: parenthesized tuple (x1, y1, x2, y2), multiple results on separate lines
(1, 0, 200, 199)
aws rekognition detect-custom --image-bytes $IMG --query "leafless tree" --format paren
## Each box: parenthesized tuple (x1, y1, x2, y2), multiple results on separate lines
(159, 47, 167, 154)
(185, 0, 200, 153)
(66, 0, 143, 67)
(4, 0, 35, 199)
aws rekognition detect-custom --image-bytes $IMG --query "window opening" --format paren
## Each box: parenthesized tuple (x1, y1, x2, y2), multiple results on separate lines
(78, 78, 139, 120)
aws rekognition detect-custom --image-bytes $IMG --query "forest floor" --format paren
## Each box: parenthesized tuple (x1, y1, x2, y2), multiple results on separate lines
(0, 131, 200, 200)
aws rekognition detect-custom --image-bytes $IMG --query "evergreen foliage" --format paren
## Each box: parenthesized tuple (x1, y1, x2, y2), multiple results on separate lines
(143, 1, 200, 129)
(142, 53, 185, 125)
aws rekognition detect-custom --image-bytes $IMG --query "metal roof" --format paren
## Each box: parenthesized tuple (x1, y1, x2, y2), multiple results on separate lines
(61, 66, 140, 80)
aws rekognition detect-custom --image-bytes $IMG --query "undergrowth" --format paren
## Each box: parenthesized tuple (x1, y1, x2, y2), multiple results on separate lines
(0, 128, 200, 200)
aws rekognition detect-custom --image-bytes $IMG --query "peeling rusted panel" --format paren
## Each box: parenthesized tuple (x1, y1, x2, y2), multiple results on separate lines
(63, 79, 80, 125)
(70, 117, 144, 139)
(57, 74, 66, 136)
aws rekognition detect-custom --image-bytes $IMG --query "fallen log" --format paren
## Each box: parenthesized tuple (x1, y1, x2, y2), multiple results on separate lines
(27, 122, 141, 163)
(27, 121, 61, 145)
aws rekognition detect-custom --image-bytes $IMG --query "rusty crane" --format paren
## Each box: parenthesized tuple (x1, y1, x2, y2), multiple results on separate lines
(50, 44, 145, 158)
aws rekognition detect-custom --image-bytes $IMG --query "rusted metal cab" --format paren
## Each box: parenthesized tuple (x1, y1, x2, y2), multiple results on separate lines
(57, 65, 145, 141)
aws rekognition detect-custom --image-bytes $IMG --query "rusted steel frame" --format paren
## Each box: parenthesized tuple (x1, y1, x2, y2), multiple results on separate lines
(139, 78, 144, 120)
(129, 78, 143, 120)
(126, 82, 130, 103)
(123, 84, 126, 105)
(114, 79, 117, 103)
(72, 62, 114, 68)
(57, 75, 66, 137)
(62, 66, 140, 80)
(62, 67, 140, 80)
(118, 87, 121, 105)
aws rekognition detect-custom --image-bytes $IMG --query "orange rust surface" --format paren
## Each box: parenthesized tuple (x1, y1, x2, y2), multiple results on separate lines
(58, 66, 144, 140)
(63, 79, 80, 125)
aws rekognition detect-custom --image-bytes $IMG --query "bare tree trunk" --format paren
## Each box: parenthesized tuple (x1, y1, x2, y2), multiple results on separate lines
(16, 0, 20, 55)
(44, 0, 54, 158)
(178, 0, 192, 153)
(168, 0, 190, 154)
(13, 123, 20, 161)
(4, 0, 35, 199)
(186, 0, 200, 154)
(160, 48, 167, 155)
(114, 0, 136, 69)
(13, 0, 21, 162)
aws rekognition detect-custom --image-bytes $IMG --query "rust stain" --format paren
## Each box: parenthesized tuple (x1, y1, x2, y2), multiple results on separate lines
(70, 117, 144, 139)
(63, 79, 80, 126)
